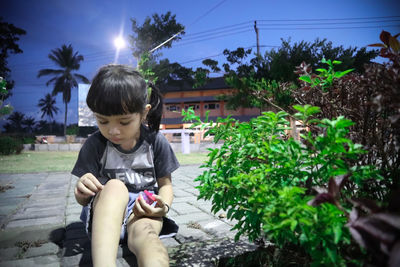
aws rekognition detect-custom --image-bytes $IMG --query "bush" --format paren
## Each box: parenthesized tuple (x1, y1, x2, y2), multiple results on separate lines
(0, 136, 24, 155)
(183, 106, 380, 265)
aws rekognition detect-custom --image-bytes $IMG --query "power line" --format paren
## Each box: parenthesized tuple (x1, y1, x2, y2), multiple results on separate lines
(258, 24, 400, 30)
(256, 15, 400, 22)
(148, 0, 229, 54)
(257, 19, 400, 26)
(188, 0, 229, 27)
(175, 29, 254, 47)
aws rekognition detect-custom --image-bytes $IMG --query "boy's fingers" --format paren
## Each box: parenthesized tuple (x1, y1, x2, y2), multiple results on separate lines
(76, 182, 95, 196)
(134, 200, 145, 216)
(83, 173, 103, 190)
(83, 180, 100, 193)
(74, 186, 94, 197)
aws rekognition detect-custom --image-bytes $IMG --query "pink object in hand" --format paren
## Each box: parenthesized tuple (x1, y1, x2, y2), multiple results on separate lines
(142, 190, 156, 205)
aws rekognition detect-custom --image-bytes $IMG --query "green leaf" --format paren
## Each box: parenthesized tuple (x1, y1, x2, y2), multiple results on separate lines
(299, 76, 312, 83)
(293, 105, 305, 113)
(315, 68, 327, 73)
(333, 224, 342, 244)
(290, 220, 298, 231)
(335, 119, 354, 129)
(332, 60, 342, 65)
(334, 68, 354, 78)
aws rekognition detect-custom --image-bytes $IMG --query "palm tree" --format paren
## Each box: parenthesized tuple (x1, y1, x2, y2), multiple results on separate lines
(22, 116, 36, 133)
(38, 93, 59, 134)
(4, 111, 25, 133)
(37, 44, 89, 136)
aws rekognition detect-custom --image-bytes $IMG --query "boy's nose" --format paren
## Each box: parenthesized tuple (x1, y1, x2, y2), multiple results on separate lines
(108, 126, 120, 135)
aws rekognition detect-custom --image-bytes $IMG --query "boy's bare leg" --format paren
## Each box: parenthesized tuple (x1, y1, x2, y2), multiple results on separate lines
(91, 179, 129, 267)
(127, 217, 169, 267)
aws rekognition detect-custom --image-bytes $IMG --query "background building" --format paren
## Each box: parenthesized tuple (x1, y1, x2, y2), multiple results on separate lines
(160, 77, 260, 129)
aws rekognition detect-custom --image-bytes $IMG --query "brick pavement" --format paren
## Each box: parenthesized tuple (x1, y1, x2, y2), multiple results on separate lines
(0, 165, 258, 266)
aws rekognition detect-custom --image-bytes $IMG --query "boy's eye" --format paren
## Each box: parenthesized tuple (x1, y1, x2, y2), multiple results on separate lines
(120, 121, 132, 126)
(98, 120, 108, 125)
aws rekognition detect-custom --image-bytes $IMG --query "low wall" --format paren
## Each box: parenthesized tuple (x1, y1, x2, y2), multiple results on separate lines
(23, 143, 82, 152)
(23, 142, 222, 153)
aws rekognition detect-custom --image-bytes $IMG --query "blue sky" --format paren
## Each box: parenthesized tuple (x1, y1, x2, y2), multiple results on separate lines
(1, 0, 400, 128)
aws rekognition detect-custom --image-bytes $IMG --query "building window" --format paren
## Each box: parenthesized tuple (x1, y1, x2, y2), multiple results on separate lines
(207, 103, 218, 109)
(184, 104, 198, 110)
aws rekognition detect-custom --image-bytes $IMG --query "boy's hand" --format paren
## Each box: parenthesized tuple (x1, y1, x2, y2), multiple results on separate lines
(75, 173, 104, 199)
(133, 194, 169, 218)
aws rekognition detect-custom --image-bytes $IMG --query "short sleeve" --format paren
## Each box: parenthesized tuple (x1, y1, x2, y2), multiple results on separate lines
(71, 131, 106, 179)
(153, 132, 180, 179)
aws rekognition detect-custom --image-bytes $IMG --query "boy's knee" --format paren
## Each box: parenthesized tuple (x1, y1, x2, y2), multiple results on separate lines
(96, 179, 128, 203)
(127, 223, 160, 252)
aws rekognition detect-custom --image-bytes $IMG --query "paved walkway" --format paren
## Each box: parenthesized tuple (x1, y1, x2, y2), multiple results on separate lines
(0, 165, 258, 266)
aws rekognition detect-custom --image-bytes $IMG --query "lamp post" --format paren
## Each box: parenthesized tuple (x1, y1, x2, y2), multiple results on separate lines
(113, 36, 126, 63)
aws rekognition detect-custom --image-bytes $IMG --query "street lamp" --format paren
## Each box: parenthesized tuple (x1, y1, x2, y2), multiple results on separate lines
(113, 36, 126, 63)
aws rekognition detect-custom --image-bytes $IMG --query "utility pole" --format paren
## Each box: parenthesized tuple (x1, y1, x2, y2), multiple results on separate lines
(254, 20, 260, 58)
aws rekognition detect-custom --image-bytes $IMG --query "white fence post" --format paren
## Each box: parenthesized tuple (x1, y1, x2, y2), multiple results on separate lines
(181, 129, 190, 154)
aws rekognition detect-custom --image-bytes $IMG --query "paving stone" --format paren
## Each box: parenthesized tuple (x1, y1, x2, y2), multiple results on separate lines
(11, 207, 62, 220)
(0, 255, 60, 267)
(6, 215, 64, 228)
(174, 224, 212, 243)
(173, 190, 194, 198)
(0, 247, 19, 261)
(23, 242, 60, 258)
(161, 237, 180, 247)
(173, 212, 216, 225)
(171, 202, 203, 215)
(173, 196, 195, 203)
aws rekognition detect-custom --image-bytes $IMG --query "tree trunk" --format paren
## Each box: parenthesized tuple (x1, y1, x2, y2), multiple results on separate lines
(64, 102, 67, 137)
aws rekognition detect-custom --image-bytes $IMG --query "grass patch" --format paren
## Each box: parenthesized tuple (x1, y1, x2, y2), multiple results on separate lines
(0, 151, 208, 173)
(0, 151, 79, 173)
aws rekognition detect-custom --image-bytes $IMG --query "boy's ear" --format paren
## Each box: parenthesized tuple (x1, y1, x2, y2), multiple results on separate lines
(142, 104, 152, 121)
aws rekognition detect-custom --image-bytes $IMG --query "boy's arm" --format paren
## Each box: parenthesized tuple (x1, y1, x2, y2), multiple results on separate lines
(157, 175, 174, 214)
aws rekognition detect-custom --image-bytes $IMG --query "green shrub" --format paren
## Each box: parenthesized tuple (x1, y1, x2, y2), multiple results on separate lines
(183, 106, 379, 265)
(0, 136, 24, 155)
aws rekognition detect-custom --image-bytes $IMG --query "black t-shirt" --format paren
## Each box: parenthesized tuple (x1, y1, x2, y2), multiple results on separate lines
(72, 125, 180, 193)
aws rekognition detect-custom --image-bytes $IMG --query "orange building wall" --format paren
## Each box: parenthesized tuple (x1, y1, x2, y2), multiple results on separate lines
(162, 88, 260, 128)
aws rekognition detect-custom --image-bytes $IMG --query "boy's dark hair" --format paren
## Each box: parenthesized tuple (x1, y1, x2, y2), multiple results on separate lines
(86, 64, 163, 132)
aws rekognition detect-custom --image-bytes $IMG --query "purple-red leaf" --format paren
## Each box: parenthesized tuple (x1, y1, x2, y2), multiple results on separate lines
(335, 174, 350, 190)
(389, 240, 400, 267)
(351, 198, 381, 213)
(368, 43, 386, 48)
(380, 30, 391, 45)
(308, 192, 335, 206)
(328, 177, 339, 198)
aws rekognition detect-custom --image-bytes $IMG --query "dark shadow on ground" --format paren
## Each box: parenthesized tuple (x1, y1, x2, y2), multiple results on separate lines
(50, 222, 138, 266)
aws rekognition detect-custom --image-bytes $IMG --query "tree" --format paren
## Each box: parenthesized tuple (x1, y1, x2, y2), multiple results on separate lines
(130, 12, 185, 62)
(0, 17, 26, 99)
(37, 44, 89, 136)
(38, 93, 59, 120)
(22, 116, 36, 133)
(38, 93, 59, 134)
(3, 111, 25, 133)
(209, 38, 379, 110)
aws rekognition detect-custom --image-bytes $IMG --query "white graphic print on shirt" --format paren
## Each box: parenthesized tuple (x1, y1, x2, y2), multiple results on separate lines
(99, 140, 157, 192)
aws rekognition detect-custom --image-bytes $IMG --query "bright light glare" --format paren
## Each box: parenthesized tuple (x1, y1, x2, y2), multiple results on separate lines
(114, 37, 126, 49)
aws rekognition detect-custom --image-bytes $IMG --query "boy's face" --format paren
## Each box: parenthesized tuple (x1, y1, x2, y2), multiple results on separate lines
(95, 109, 148, 150)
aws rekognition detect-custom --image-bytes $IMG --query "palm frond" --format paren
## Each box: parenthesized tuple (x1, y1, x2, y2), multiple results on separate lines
(37, 69, 64, 78)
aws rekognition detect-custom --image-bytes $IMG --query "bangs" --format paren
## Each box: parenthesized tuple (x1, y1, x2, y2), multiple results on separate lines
(86, 65, 147, 116)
